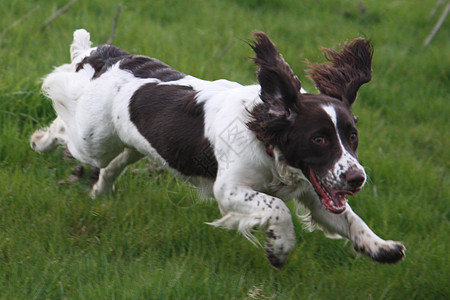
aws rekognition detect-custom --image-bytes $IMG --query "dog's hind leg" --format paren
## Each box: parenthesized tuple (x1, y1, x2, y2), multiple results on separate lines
(30, 117, 67, 153)
(90, 148, 143, 198)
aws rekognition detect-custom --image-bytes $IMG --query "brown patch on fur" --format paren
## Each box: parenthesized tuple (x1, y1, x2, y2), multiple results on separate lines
(129, 83, 218, 178)
(76, 44, 185, 82)
(246, 103, 292, 147)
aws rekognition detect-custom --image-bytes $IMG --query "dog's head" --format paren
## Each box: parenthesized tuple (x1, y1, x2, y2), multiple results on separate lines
(247, 32, 373, 214)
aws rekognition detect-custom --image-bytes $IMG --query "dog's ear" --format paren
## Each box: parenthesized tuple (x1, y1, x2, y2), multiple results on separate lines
(308, 38, 373, 106)
(250, 32, 302, 117)
(247, 32, 302, 147)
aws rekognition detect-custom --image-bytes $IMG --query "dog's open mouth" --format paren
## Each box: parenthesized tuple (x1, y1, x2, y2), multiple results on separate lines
(308, 169, 358, 214)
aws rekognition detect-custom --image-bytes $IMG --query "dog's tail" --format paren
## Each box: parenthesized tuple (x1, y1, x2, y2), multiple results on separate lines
(70, 29, 92, 62)
(42, 69, 88, 125)
(42, 29, 93, 124)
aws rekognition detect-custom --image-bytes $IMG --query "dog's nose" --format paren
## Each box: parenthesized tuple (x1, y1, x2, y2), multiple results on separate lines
(345, 169, 366, 189)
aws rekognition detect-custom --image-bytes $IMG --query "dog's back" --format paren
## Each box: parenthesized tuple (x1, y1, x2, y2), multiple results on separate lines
(40, 30, 248, 171)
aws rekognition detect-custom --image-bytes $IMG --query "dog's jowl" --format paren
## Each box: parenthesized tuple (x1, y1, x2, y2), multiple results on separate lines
(31, 29, 405, 267)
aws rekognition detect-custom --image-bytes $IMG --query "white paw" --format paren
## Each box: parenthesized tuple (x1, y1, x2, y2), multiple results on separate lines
(264, 224, 295, 269)
(30, 129, 58, 153)
(90, 180, 114, 199)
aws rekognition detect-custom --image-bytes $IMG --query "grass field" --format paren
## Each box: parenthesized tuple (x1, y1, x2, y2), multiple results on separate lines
(1, 0, 449, 298)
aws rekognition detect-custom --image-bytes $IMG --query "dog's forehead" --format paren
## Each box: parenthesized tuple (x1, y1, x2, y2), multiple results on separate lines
(300, 94, 355, 126)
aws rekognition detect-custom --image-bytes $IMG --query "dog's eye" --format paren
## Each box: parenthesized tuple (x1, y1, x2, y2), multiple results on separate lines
(312, 136, 328, 145)
(350, 132, 358, 142)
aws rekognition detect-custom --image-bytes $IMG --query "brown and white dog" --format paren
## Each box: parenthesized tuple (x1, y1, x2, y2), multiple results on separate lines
(31, 29, 405, 267)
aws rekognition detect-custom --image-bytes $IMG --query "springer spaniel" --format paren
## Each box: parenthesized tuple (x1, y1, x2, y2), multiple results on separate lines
(31, 29, 405, 267)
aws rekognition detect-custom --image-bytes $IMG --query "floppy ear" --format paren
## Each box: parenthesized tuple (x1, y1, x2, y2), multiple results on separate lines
(250, 32, 302, 117)
(247, 32, 302, 147)
(308, 38, 373, 106)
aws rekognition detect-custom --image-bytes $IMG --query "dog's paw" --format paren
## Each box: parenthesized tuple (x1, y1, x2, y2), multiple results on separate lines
(90, 180, 115, 199)
(30, 129, 58, 153)
(264, 226, 295, 269)
(355, 240, 406, 264)
(371, 240, 406, 264)
(265, 244, 289, 269)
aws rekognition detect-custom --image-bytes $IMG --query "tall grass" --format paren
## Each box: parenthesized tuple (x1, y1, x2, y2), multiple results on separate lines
(0, 0, 448, 298)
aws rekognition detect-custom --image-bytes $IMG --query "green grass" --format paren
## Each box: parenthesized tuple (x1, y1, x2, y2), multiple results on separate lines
(1, 0, 448, 298)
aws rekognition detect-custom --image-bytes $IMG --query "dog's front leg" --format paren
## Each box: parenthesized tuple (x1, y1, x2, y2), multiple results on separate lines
(209, 181, 295, 268)
(308, 202, 406, 263)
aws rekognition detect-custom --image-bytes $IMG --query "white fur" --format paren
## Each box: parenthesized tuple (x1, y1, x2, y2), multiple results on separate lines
(322, 105, 366, 189)
(31, 29, 405, 266)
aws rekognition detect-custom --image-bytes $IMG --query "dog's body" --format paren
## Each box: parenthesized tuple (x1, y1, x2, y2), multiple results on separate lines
(31, 29, 405, 267)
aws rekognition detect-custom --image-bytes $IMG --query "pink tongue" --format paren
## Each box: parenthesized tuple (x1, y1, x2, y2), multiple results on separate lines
(320, 191, 346, 213)
(309, 169, 346, 214)
(328, 193, 346, 211)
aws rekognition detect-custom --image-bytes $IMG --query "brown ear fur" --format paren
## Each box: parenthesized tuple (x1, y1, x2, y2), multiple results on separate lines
(250, 32, 302, 115)
(308, 38, 373, 106)
(247, 32, 302, 147)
